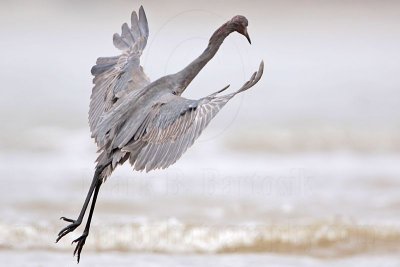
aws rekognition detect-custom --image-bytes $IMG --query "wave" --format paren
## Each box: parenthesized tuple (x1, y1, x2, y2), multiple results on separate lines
(1, 219, 399, 257)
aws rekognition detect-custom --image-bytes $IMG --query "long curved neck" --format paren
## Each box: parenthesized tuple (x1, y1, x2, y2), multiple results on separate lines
(173, 22, 234, 95)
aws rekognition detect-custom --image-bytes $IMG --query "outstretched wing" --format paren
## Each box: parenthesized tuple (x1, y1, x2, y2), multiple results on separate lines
(124, 61, 264, 172)
(89, 6, 150, 145)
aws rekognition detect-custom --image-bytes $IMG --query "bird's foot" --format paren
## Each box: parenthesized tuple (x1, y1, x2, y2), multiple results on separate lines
(56, 217, 81, 243)
(72, 232, 88, 263)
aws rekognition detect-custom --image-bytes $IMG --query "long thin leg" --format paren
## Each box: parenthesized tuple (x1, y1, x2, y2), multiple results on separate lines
(56, 167, 103, 242)
(72, 180, 103, 263)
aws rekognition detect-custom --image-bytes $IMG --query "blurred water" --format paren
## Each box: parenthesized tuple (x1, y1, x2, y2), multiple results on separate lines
(1, 129, 400, 265)
(1, 0, 400, 266)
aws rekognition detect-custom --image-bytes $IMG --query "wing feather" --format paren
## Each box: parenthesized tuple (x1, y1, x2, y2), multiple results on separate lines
(89, 6, 151, 146)
(138, 6, 149, 40)
(113, 33, 130, 51)
(126, 61, 264, 172)
(121, 93, 229, 172)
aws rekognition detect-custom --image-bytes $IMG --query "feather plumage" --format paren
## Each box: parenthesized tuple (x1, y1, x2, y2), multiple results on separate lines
(89, 6, 150, 147)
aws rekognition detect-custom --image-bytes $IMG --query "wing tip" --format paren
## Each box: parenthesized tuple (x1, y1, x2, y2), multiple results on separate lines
(122, 22, 129, 29)
(90, 65, 97, 76)
(131, 10, 138, 22)
(210, 84, 230, 97)
(138, 5, 149, 37)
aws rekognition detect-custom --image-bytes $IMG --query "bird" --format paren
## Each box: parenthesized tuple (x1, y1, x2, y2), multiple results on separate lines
(56, 5, 263, 262)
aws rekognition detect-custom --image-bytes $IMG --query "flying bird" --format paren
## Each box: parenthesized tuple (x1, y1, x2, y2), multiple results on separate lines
(56, 6, 264, 262)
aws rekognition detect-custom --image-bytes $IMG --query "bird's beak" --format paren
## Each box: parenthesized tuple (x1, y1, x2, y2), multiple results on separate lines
(244, 28, 251, 44)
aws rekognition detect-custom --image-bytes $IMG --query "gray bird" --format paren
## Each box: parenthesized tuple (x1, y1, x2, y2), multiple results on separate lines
(56, 6, 263, 262)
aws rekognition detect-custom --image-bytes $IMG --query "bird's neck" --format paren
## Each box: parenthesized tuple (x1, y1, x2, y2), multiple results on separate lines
(174, 22, 234, 94)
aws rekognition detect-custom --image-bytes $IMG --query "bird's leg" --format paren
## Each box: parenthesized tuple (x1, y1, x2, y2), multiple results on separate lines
(56, 167, 103, 242)
(72, 179, 103, 263)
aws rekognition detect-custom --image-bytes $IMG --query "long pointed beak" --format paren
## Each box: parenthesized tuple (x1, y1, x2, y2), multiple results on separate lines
(244, 29, 251, 44)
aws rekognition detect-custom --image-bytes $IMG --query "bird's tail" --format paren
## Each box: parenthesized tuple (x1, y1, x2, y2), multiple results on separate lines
(94, 150, 113, 182)
(95, 147, 129, 182)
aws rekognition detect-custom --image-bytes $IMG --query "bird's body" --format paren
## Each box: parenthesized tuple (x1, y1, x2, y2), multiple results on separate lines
(56, 6, 263, 262)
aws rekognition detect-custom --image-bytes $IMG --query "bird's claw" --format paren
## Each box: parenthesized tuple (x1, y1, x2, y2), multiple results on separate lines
(56, 217, 87, 262)
(56, 218, 81, 243)
(60, 216, 75, 223)
(72, 233, 88, 263)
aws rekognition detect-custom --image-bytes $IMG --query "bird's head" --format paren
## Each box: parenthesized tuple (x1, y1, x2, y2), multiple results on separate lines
(229, 15, 251, 44)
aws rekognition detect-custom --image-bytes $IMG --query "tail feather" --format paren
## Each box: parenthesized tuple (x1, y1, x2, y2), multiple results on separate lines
(95, 147, 130, 182)
(95, 149, 113, 182)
